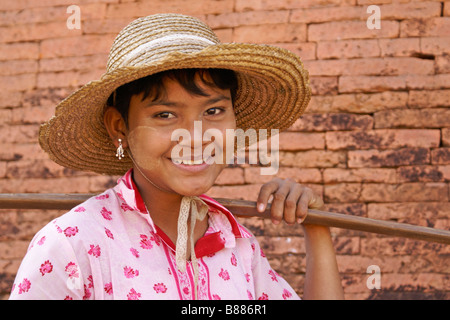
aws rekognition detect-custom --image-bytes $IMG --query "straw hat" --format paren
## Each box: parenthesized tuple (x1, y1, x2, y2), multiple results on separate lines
(39, 13, 311, 175)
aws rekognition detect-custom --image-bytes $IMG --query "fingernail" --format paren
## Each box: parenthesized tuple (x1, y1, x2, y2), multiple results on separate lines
(257, 203, 265, 212)
(272, 219, 280, 225)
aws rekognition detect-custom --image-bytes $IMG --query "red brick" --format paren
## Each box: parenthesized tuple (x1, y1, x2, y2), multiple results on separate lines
(405, 74, 450, 90)
(279, 150, 347, 168)
(396, 165, 450, 182)
(39, 54, 107, 73)
(360, 182, 448, 202)
(336, 255, 389, 274)
(289, 113, 373, 131)
(40, 35, 114, 58)
(233, 23, 307, 43)
(5, 159, 67, 179)
(257, 236, 304, 255)
(324, 183, 362, 203)
(442, 128, 450, 147)
(106, 0, 233, 17)
(374, 108, 450, 129)
(0, 60, 38, 76)
(0, 176, 92, 193)
(400, 17, 450, 37)
(408, 90, 450, 108)
(11, 105, 55, 125)
(295, 2, 440, 23)
(324, 168, 396, 183)
(0, 91, 22, 108)
(308, 20, 399, 41)
(348, 148, 430, 168)
(0, 21, 81, 43)
(339, 75, 406, 93)
(340, 74, 450, 93)
(211, 29, 233, 43)
(0, 4, 106, 27)
(205, 10, 289, 29)
(431, 148, 450, 164)
(379, 38, 420, 57)
(435, 55, 450, 74)
(244, 167, 322, 184)
(274, 42, 316, 61)
(215, 167, 245, 185)
(291, 6, 362, 24)
(0, 161, 6, 178)
(206, 184, 263, 201)
(2, 142, 49, 163)
(279, 132, 325, 151)
(305, 57, 434, 76)
(1, 125, 39, 144)
(82, 18, 130, 36)
(0, 74, 36, 92)
(0, 109, 11, 126)
(323, 202, 367, 218)
(384, 2, 442, 19)
(22, 87, 74, 108)
(368, 202, 450, 221)
(326, 129, 440, 150)
(0, 43, 39, 61)
(445, 2, 450, 16)
(380, 273, 449, 292)
(0, 241, 29, 260)
(361, 237, 450, 257)
(308, 92, 408, 114)
(421, 36, 450, 55)
(235, 0, 355, 12)
(37, 69, 104, 88)
(0, 0, 116, 11)
(332, 237, 360, 255)
(309, 76, 338, 95)
(317, 39, 380, 59)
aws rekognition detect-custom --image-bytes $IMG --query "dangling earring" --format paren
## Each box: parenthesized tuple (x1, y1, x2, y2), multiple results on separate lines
(116, 138, 125, 160)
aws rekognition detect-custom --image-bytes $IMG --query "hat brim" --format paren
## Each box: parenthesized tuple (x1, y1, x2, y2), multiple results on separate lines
(39, 43, 311, 175)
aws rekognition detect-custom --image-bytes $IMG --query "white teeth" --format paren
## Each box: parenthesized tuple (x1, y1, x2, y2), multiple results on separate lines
(172, 159, 204, 165)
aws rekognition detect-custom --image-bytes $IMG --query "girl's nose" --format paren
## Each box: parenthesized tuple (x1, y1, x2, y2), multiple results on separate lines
(176, 120, 205, 156)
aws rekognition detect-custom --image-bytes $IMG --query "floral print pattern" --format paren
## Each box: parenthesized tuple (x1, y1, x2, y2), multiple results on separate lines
(9, 169, 298, 300)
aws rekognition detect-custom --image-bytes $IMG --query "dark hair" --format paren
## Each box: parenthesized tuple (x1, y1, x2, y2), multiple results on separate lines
(107, 68, 238, 126)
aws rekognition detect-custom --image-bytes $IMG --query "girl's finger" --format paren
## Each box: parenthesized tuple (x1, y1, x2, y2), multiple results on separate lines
(308, 194, 324, 210)
(284, 183, 303, 225)
(256, 179, 281, 213)
(270, 180, 292, 225)
(296, 188, 314, 223)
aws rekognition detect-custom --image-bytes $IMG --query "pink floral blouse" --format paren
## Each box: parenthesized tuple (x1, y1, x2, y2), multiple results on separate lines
(9, 169, 299, 300)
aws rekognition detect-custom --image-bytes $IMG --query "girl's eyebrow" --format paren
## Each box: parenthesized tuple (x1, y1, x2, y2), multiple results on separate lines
(145, 94, 231, 108)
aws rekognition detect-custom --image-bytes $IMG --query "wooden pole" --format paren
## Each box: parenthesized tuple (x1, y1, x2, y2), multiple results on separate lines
(0, 193, 449, 245)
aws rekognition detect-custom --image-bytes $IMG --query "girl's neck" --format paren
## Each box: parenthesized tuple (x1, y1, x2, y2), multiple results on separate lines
(131, 168, 182, 228)
(131, 168, 209, 255)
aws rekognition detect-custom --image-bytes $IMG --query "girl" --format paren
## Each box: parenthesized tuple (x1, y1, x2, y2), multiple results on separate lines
(9, 14, 343, 300)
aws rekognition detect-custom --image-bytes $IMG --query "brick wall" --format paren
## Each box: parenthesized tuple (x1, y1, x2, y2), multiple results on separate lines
(0, 0, 449, 299)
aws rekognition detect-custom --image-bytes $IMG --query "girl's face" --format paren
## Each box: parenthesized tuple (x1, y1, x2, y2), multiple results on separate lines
(125, 73, 236, 196)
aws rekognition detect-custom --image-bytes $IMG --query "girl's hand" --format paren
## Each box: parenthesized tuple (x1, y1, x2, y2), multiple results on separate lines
(256, 178, 324, 225)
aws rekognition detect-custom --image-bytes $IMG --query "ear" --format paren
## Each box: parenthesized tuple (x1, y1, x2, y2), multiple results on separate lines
(104, 106, 129, 149)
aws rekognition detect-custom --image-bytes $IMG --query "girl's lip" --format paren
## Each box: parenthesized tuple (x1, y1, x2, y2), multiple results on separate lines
(168, 156, 213, 172)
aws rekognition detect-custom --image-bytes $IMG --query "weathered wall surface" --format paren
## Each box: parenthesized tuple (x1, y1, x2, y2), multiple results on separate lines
(0, 0, 449, 299)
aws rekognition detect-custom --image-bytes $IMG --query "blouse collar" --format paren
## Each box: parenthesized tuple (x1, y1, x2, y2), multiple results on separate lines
(113, 169, 252, 246)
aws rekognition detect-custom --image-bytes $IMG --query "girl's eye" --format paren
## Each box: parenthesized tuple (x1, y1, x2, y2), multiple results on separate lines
(205, 107, 224, 116)
(154, 112, 175, 119)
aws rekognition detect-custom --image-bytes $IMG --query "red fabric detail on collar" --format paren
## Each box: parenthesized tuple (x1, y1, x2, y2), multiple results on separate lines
(154, 225, 225, 259)
(128, 170, 148, 214)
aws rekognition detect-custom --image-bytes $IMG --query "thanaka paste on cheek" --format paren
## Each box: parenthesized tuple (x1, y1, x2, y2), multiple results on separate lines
(126, 126, 162, 171)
